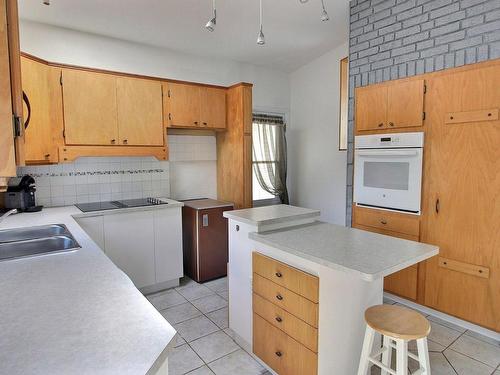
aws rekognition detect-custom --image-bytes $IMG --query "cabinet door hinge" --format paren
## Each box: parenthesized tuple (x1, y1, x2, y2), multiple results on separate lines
(12, 115, 22, 137)
(423, 111, 426, 120)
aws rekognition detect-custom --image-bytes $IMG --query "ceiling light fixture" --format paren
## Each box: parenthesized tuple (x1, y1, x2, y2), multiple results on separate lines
(320, 0, 330, 21)
(43, 0, 50, 5)
(205, 0, 217, 32)
(257, 0, 265, 45)
(204, 0, 329, 44)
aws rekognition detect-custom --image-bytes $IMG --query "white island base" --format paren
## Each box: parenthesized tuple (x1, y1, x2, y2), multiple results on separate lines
(224, 205, 438, 375)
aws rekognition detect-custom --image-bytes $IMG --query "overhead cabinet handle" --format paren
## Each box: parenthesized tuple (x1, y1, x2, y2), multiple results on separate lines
(435, 198, 440, 214)
(23, 91, 31, 130)
(378, 123, 384, 127)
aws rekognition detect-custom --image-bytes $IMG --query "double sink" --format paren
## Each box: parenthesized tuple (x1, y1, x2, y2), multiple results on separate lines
(0, 224, 81, 262)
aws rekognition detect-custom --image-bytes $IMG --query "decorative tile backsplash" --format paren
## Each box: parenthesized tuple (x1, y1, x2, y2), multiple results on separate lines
(15, 135, 217, 207)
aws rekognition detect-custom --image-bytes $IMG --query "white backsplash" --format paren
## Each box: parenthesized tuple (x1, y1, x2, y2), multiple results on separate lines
(16, 135, 217, 207)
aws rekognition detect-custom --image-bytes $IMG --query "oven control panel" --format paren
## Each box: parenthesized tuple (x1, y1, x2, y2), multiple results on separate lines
(355, 132, 424, 149)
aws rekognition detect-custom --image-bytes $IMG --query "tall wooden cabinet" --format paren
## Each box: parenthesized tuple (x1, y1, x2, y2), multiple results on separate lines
(217, 83, 253, 209)
(0, 0, 23, 186)
(421, 63, 500, 331)
(353, 60, 500, 332)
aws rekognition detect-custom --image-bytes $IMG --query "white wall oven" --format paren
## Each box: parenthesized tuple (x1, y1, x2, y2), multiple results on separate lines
(354, 132, 424, 214)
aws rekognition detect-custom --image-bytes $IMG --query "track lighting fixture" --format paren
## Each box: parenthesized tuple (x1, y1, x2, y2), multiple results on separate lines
(204, 0, 329, 44)
(320, 0, 330, 21)
(205, 0, 217, 32)
(257, 0, 265, 45)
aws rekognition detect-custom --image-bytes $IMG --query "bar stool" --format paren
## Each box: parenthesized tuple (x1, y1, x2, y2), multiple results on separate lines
(357, 304, 431, 375)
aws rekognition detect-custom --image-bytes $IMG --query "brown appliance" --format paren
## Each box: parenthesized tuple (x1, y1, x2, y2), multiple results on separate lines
(182, 199, 234, 282)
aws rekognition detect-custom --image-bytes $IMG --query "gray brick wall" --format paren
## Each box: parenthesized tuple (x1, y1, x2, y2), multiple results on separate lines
(346, 0, 500, 226)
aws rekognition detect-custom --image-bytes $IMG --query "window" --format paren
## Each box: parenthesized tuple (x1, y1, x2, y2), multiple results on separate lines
(339, 57, 349, 151)
(252, 113, 288, 206)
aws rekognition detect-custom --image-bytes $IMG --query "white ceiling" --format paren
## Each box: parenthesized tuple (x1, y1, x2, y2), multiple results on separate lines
(18, 0, 349, 72)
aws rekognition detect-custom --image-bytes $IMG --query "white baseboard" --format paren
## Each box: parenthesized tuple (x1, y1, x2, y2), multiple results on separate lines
(384, 292, 500, 342)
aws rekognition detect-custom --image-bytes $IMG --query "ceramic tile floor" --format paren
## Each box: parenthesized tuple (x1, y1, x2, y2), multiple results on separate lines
(146, 278, 500, 375)
(146, 276, 271, 375)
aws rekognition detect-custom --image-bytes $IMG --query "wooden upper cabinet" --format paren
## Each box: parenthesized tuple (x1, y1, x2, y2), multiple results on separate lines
(387, 80, 424, 129)
(62, 69, 119, 145)
(200, 87, 226, 129)
(355, 85, 387, 132)
(116, 77, 164, 146)
(165, 82, 227, 130)
(165, 82, 200, 128)
(355, 79, 425, 133)
(21, 57, 58, 163)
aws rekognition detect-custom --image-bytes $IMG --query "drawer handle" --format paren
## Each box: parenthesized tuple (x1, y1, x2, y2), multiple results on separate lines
(275, 316, 282, 323)
(380, 219, 387, 225)
(275, 272, 282, 278)
(275, 351, 282, 357)
(276, 294, 283, 301)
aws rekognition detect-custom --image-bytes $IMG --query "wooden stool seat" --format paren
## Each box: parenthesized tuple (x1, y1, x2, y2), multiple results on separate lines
(365, 304, 430, 340)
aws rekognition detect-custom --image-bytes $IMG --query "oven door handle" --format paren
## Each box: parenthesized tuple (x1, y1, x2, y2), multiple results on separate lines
(356, 150, 419, 157)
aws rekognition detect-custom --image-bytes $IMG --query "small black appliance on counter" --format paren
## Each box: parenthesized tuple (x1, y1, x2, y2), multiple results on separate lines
(4, 175, 43, 212)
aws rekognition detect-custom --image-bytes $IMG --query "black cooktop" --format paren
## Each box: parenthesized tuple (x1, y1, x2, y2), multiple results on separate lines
(75, 198, 167, 213)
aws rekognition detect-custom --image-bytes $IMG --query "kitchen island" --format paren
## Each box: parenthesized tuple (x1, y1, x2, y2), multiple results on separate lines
(224, 205, 439, 375)
(0, 203, 180, 375)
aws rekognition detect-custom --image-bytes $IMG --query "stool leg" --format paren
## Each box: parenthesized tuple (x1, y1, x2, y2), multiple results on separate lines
(416, 338, 431, 375)
(381, 335, 392, 375)
(395, 339, 408, 375)
(357, 325, 375, 375)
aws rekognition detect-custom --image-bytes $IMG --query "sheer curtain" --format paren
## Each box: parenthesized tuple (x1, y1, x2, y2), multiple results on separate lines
(252, 114, 289, 205)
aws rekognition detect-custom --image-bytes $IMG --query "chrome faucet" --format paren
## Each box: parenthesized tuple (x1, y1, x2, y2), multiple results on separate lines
(0, 209, 19, 224)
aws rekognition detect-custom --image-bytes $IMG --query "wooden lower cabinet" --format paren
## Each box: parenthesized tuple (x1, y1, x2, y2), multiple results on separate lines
(252, 252, 319, 374)
(253, 293, 318, 353)
(253, 273, 319, 327)
(352, 206, 420, 301)
(253, 313, 318, 375)
(253, 252, 319, 303)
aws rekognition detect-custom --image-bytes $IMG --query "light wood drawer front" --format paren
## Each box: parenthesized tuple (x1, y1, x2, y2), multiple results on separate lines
(253, 313, 318, 375)
(353, 206, 420, 237)
(253, 293, 318, 353)
(253, 273, 319, 328)
(252, 252, 319, 303)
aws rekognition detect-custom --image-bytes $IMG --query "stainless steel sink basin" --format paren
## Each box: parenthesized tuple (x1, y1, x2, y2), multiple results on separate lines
(0, 235, 80, 261)
(0, 224, 68, 243)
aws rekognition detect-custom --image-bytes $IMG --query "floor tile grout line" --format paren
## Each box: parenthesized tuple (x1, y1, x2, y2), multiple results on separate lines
(444, 347, 499, 370)
(442, 350, 459, 375)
